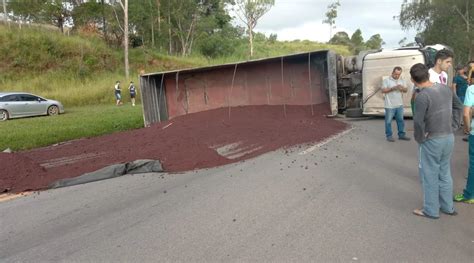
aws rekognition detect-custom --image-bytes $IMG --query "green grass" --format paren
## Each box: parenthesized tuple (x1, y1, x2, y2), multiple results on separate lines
(0, 104, 144, 151)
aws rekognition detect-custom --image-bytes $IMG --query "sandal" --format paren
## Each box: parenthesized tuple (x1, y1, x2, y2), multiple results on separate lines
(413, 209, 439, 219)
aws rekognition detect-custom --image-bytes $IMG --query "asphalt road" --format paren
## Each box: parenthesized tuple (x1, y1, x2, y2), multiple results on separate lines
(1, 118, 473, 262)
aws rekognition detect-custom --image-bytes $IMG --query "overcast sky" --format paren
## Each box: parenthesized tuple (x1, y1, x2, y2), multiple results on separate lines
(244, 0, 417, 48)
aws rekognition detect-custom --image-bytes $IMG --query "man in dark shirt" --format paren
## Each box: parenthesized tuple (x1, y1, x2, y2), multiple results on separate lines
(411, 63, 463, 219)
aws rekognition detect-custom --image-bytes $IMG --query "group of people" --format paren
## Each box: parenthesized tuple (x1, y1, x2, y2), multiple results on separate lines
(114, 80, 137, 106)
(382, 49, 474, 219)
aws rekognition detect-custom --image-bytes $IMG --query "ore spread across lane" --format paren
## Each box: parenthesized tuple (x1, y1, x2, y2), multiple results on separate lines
(1, 104, 348, 193)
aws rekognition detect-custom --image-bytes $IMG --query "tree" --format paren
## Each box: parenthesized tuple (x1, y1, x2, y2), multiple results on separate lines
(194, 0, 238, 57)
(8, 0, 45, 27)
(233, 0, 275, 57)
(8, 0, 74, 32)
(350, 29, 364, 47)
(349, 28, 365, 53)
(365, 34, 384, 49)
(329, 31, 350, 45)
(71, 1, 104, 31)
(322, 0, 340, 39)
(329, 29, 384, 54)
(43, 0, 71, 33)
(146, 0, 232, 56)
(399, 0, 473, 61)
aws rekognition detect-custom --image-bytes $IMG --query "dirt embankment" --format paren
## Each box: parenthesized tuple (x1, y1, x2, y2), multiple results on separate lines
(1, 104, 348, 193)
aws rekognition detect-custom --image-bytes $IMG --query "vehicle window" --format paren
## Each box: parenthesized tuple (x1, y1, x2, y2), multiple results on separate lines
(0, 95, 20, 102)
(19, 94, 40, 101)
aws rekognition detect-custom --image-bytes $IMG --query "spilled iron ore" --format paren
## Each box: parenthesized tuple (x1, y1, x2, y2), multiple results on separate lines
(1, 104, 348, 193)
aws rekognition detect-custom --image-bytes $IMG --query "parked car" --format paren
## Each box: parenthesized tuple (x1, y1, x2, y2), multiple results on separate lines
(0, 92, 65, 121)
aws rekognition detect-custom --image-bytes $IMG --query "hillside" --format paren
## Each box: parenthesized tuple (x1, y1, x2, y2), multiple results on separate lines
(0, 25, 350, 107)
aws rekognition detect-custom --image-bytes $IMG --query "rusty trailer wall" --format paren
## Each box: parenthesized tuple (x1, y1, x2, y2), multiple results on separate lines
(140, 50, 337, 126)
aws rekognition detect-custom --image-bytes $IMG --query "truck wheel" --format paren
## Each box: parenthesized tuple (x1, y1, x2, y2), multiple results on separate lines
(345, 108, 363, 118)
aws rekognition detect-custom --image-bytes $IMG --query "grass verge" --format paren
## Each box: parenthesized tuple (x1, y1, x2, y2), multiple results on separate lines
(0, 104, 144, 151)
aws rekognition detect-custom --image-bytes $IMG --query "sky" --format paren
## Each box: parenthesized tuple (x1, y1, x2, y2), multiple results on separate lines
(245, 0, 417, 48)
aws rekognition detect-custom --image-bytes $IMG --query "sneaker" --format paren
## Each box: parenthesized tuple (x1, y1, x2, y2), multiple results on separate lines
(387, 137, 395, 142)
(399, 136, 411, 141)
(453, 193, 474, 204)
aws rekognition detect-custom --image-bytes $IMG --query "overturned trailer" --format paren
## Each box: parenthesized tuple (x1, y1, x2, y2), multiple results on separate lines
(140, 44, 450, 126)
(139, 50, 338, 126)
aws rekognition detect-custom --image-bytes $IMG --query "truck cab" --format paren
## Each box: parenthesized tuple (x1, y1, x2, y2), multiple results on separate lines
(337, 44, 451, 117)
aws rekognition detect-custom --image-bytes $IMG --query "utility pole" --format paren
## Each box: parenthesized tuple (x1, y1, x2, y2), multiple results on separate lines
(2, 0, 10, 28)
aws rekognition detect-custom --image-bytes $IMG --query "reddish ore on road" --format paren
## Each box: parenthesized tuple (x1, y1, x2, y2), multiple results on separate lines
(0, 104, 348, 193)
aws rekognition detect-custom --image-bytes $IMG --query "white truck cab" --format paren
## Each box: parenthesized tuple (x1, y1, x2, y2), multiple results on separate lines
(338, 44, 451, 117)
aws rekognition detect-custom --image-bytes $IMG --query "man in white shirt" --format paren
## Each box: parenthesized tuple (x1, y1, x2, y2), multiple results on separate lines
(412, 50, 453, 116)
(382, 66, 411, 142)
(429, 49, 453, 86)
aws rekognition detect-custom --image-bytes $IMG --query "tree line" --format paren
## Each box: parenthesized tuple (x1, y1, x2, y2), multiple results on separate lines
(399, 0, 473, 63)
(0, 0, 279, 59)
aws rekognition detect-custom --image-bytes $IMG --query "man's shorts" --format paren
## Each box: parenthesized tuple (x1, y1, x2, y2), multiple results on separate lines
(130, 92, 136, 98)
(115, 92, 121, 100)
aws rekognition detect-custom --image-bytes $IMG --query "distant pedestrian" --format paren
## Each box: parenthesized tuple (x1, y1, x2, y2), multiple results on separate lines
(114, 81, 122, 106)
(381, 66, 410, 142)
(454, 83, 474, 204)
(411, 63, 462, 219)
(429, 49, 453, 87)
(129, 81, 137, 106)
(453, 64, 469, 103)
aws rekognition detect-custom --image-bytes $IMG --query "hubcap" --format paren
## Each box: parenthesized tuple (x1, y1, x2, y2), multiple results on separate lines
(49, 106, 58, 115)
(0, 111, 7, 121)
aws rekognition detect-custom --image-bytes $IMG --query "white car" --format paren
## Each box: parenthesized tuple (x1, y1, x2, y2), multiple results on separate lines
(0, 92, 65, 121)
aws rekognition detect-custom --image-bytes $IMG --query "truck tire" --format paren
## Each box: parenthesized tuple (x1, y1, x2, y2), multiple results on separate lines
(345, 108, 363, 118)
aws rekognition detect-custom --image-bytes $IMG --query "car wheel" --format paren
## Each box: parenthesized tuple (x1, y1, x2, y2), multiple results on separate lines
(47, 105, 59, 116)
(0, 110, 8, 121)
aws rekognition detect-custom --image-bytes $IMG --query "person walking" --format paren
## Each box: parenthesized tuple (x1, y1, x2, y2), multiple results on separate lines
(114, 80, 122, 106)
(454, 83, 474, 204)
(381, 66, 411, 142)
(129, 81, 137, 106)
(411, 63, 463, 219)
